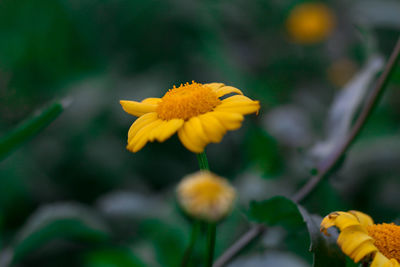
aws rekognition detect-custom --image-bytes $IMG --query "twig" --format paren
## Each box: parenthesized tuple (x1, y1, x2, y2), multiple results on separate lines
(213, 225, 266, 267)
(293, 36, 400, 202)
(213, 37, 400, 267)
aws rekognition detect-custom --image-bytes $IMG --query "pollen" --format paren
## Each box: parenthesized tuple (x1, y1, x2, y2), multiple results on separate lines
(367, 223, 400, 262)
(156, 81, 221, 120)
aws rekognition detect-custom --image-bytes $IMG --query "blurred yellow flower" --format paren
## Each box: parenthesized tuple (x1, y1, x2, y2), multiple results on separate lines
(120, 81, 259, 153)
(177, 171, 236, 222)
(286, 2, 335, 44)
(321, 210, 400, 266)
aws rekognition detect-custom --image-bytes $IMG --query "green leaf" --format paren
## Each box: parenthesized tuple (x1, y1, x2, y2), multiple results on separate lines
(248, 196, 345, 267)
(8, 203, 109, 265)
(300, 210, 345, 267)
(84, 248, 147, 267)
(0, 100, 68, 161)
(139, 219, 187, 267)
(244, 127, 283, 178)
(248, 196, 304, 229)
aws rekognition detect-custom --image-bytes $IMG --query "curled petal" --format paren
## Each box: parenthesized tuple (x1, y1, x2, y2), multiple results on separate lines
(205, 83, 225, 91)
(149, 119, 184, 142)
(178, 127, 204, 153)
(127, 119, 163, 152)
(214, 86, 244, 97)
(371, 252, 393, 267)
(120, 100, 158, 117)
(198, 113, 226, 143)
(350, 240, 377, 263)
(216, 95, 260, 115)
(212, 111, 244, 130)
(337, 225, 374, 257)
(185, 117, 209, 144)
(320, 211, 365, 234)
(127, 112, 158, 143)
(349, 210, 374, 229)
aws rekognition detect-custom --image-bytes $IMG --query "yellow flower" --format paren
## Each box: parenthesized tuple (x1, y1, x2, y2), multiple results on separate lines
(286, 2, 335, 44)
(177, 171, 236, 222)
(120, 81, 260, 153)
(320, 210, 400, 266)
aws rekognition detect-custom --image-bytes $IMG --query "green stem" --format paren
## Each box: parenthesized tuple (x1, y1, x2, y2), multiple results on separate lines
(181, 221, 200, 267)
(196, 151, 210, 170)
(206, 223, 216, 267)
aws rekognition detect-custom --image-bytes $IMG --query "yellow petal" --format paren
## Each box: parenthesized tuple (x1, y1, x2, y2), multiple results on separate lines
(127, 119, 163, 152)
(198, 113, 226, 143)
(385, 259, 400, 267)
(211, 111, 244, 130)
(152, 119, 184, 142)
(221, 95, 254, 103)
(185, 117, 209, 143)
(337, 225, 374, 257)
(349, 240, 377, 263)
(127, 112, 158, 143)
(177, 127, 204, 153)
(334, 212, 366, 232)
(142, 97, 162, 105)
(215, 95, 260, 115)
(183, 121, 207, 149)
(205, 83, 225, 91)
(349, 210, 374, 229)
(214, 86, 244, 98)
(371, 252, 392, 267)
(120, 100, 157, 117)
(321, 212, 358, 234)
(148, 120, 168, 142)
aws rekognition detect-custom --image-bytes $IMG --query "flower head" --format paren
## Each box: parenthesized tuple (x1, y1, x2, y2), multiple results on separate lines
(177, 171, 236, 222)
(286, 2, 335, 44)
(120, 81, 259, 153)
(320, 210, 400, 266)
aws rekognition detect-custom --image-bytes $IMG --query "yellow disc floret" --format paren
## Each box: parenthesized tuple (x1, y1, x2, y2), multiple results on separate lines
(177, 171, 236, 222)
(156, 81, 221, 120)
(367, 223, 400, 262)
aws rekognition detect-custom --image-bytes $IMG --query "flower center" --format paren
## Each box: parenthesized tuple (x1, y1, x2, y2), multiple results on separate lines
(190, 178, 225, 201)
(367, 223, 400, 262)
(156, 81, 221, 120)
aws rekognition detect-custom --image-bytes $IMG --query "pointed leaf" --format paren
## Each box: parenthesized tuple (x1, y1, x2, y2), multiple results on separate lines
(248, 196, 345, 267)
(0, 100, 70, 161)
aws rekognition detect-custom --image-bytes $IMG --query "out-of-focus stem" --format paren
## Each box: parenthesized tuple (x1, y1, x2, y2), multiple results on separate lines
(181, 220, 200, 267)
(196, 151, 210, 170)
(206, 223, 216, 267)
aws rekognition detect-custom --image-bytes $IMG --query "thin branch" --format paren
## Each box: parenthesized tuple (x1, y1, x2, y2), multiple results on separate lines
(213, 225, 266, 267)
(293, 36, 400, 202)
(213, 37, 400, 267)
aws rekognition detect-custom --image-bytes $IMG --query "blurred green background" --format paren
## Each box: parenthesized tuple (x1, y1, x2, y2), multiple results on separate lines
(0, 0, 399, 266)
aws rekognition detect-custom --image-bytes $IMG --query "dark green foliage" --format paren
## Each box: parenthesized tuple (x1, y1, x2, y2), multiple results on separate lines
(1, 203, 109, 266)
(0, 101, 65, 161)
(244, 126, 283, 178)
(249, 196, 346, 266)
(84, 248, 146, 267)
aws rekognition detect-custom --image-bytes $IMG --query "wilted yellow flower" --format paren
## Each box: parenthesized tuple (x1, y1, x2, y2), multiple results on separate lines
(177, 171, 236, 222)
(321, 210, 400, 266)
(120, 81, 259, 153)
(286, 2, 335, 44)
